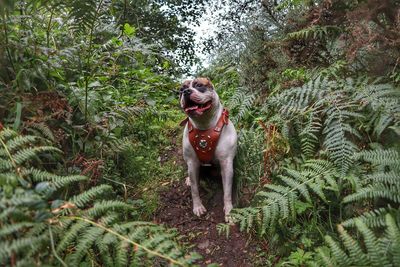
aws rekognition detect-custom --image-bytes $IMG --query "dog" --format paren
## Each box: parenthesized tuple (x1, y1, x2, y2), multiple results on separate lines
(179, 77, 237, 222)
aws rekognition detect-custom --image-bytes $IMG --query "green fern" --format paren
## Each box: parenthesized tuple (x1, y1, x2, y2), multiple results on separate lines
(69, 184, 114, 208)
(343, 149, 400, 204)
(356, 82, 400, 137)
(0, 128, 198, 266)
(341, 207, 400, 228)
(228, 87, 256, 124)
(232, 159, 339, 235)
(68, 0, 100, 35)
(318, 215, 400, 266)
(270, 77, 367, 175)
(25, 122, 56, 143)
(300, 111, 321, 158)
(287, 25, 341, 40)
(234, 129, 265, 190)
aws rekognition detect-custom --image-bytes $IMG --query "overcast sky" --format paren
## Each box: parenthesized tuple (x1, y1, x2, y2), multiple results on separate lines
(187, 8, 215, 74)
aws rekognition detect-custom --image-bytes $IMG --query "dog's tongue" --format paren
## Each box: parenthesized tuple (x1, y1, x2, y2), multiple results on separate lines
(185, 105, 198, 112)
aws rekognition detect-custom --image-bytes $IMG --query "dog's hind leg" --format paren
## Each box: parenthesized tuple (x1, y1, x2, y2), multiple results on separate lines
(220, 157, 234, 223)
(187, 160, 206, 216)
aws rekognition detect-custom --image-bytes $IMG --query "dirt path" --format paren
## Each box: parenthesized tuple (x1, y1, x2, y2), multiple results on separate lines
(153, 173, 259, 266)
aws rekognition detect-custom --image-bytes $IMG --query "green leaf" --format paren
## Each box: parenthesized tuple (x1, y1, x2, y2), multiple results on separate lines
(88, 81, 102, 88)
(123, 23, 136, 37)
(13, 102, 22, 131)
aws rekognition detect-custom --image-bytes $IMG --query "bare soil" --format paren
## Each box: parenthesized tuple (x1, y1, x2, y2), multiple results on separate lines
(153, 168, 260, 266)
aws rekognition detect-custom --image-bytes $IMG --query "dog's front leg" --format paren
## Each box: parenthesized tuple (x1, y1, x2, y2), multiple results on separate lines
(220, 158, 234, 222)
(187, 160, 206, 216)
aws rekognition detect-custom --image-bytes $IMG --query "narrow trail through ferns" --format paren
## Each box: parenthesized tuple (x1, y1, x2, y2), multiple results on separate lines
(153, 179, 261, 266)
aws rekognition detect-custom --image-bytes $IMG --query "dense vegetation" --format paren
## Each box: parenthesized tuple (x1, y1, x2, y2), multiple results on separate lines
(1, 0, 399, 266)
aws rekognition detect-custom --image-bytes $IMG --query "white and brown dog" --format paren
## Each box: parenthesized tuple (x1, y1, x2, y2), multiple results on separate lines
(179, 77, 237, 222)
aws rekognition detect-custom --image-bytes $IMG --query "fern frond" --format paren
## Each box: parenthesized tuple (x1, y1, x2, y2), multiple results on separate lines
(271, 77, 323, 116)
(344, 148, 400, 207)
(323, 117, 359, 176)
(13, 146, 61, 165)
(115, 106, 145, 124)
(366, 170, 400, 185)
(336, 224, 369, 265)
(0, 222, 35, 237)
(87, 200, 134, 217)
(319, 215, 400, 266)
(356, 149, 400, 167)
(231, 207, 259, 233)
(27, 168, 88, 189)
(106, 137, 132, 154)
(324, 235, 352, 266)
(96, 235, 114, 266)
(25, 122, 55, 143)
(69, 184, 113, 208)
(6, 135, 37, 151)
(356, 82, 400, 137)
(63, 217, 199, 266)
(300, 111, 321, 158)
(355, 220, 389, 266)
(0, 235, 48, 263)
(232, 159, 339, 235)
(287, 25, 341, 40)
(316, 246, 336, 266)
(228, 87, 256, 124)
(68, 0, 98, 34)
(69, 227, 105, 265)
(56, 220, 91, 254)
(341, 207, 399, 228)
(115, 240, 130, 267)
(385, 214, 400, 265)
(343, 184, 400, 203)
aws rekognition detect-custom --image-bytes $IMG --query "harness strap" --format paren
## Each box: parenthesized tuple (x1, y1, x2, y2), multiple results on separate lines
(181, 109, 229, 164)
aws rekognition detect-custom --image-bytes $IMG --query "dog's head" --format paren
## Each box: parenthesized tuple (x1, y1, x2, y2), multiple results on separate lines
(179, 77, 219, 117)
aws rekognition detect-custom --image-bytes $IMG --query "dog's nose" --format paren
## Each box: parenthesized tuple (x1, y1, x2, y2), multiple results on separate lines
(183, 88, 192, 96)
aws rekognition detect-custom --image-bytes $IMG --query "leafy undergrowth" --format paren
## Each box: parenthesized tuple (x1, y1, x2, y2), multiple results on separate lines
(2, 0, 400, 266)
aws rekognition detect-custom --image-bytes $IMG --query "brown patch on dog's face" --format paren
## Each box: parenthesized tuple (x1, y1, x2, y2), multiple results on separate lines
(192, 77, 214, 90)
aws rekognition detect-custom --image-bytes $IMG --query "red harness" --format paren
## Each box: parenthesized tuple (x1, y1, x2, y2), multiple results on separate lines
(181, 109, 230, 164)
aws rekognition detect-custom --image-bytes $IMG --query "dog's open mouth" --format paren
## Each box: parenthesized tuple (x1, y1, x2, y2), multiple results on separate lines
(184, 99, 212, 114)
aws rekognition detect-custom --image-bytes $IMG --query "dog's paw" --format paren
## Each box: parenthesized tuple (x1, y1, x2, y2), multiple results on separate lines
(185, 176, 191, 186)
(224, 214, 234, 224)
(193, 204, 207, 217)
(224, 204, 233, 224)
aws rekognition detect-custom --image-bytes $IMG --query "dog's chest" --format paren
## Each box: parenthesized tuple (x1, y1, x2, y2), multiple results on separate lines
(188, 127, 220, 163)
(184, 109, 229, 164)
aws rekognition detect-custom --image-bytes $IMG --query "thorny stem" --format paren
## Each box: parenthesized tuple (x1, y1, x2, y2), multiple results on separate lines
(64, 216, 187, 267)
